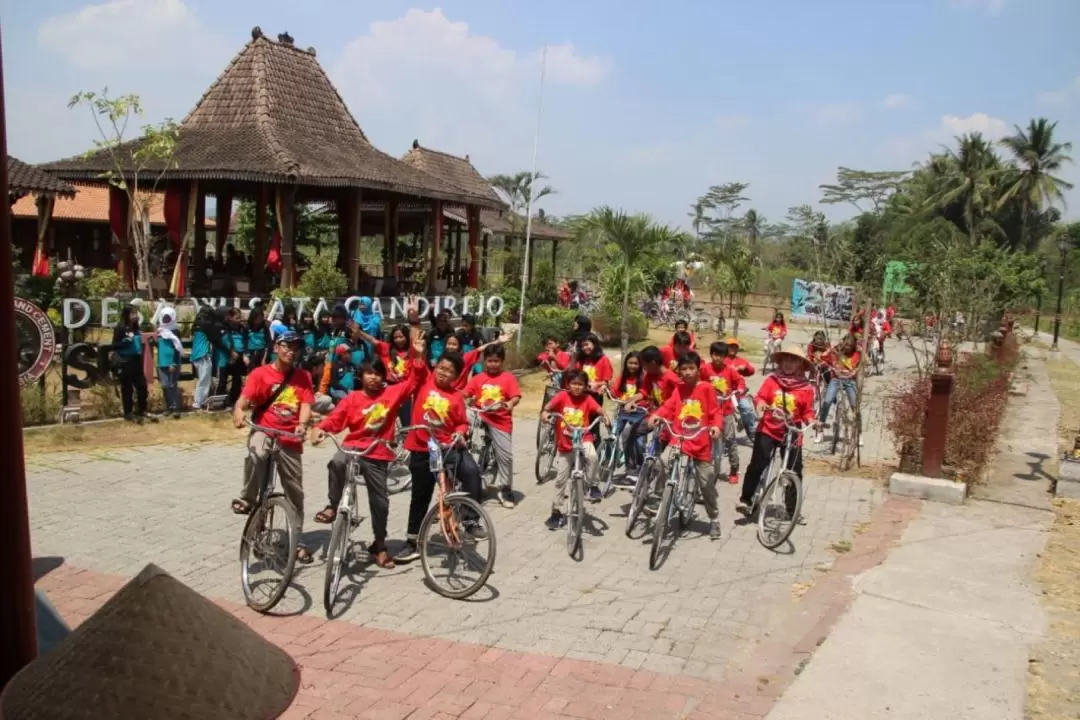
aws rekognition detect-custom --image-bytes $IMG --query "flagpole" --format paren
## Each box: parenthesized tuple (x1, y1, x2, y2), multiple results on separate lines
(516, 45, 547, 345)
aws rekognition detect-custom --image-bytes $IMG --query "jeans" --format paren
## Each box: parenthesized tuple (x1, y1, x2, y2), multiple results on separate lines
(711, 414, 740, 475)
(405, 448, 482, 539)
(615, 408, 646, 470)
(741, 432, 802, 513)
(553, 443, 598, 511)
(217, 361, 245, 408)
(242, 431, 304, 534)
(192, 356, 213, 409)
(820, 378, 857, 425)
(157, 367, 181, 413)
(737, 396, 757, 436)
(119, 358, 147, 417)
(487, 426, 514, 491)
(327, 453, 390, 553)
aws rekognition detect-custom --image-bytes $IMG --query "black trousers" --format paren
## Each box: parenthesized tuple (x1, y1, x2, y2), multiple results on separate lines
(217, 361, 245, 407)
(741, 432, 802, 512)
(327, 453, 390, 553)
(119, 358, 147, 416)
(406, 449, 482, 539)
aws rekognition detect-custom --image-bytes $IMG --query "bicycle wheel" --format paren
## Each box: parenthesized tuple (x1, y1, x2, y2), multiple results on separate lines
(418, 496, 496, 600)
(567, 471, 585, 557)
(649, 482, 679, 570)
(535, 431, 556, 484)
(830, 399, 846, 456)
(625, 456, 661, 538)
(477, 441, 497, 489)
(756, 470, 803, 550)
(387, 433, 412, 494)
(323, 507, 351, 615)
(239, 495, 299, 613)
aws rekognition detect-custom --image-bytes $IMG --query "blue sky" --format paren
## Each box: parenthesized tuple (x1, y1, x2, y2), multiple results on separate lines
(4, 0, 1080, 228)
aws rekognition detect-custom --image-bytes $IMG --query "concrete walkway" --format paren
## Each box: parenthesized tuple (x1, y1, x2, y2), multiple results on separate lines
(766, 349, 1058, 720)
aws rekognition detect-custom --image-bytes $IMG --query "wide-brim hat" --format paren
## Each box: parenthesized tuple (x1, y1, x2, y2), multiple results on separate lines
(0, 564, 299, 720)
(772, 345, 812, 368)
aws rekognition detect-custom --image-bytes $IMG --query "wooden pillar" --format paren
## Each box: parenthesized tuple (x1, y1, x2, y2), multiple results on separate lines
(453, 222, 464, 287)
(382, 202, 393, 278)
(467, 206, 480, 289)
(428, 200, 443, 294)
(344, 188, 362, 291)
(214, 193, 232, 263)
(480, 231, 489, 280)
(193, 190, 207, 282)
(387, 199, 399, 279)
(337, 192, 351, 278)
(253, 185, 268, 292)
(110, 188, 131, 289)
(279, 184, 296, 289)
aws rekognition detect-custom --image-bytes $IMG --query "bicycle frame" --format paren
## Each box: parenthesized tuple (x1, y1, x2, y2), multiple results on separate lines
(399, 419, 467, 546)
(757, 413, 807, 507)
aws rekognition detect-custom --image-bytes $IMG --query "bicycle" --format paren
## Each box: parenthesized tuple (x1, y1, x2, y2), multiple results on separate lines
(318, 434, 387, 616)
(648, 418, 712, 570)
(467, 402, 507, 490)
(535, 368, 564, 448)
(748, 409, 807, 550)
(625, 427, 664, 538)
(828, 375, 860, 459)
(399, 420, 496, 599)
(762, 334, 783, 372)
(868, 338, 883, 376)
(547, 413, 606, 558)
(598, 390, 641, 498)
(387, 419, 412, 495)
(238, 421, 304, 614)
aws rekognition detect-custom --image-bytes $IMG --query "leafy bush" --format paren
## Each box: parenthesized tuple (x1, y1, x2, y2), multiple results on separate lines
(511, 304, 577, 369)
(84, 269, 123, 299)
(529, 261, 558, 306)
(297, 253, 348, 299)
(21, 383, 61, 426)
(590, 303, 648, 346)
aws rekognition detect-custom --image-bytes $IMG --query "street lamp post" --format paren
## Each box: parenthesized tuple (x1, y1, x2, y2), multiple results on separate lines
(1052, 237, 1069, 351)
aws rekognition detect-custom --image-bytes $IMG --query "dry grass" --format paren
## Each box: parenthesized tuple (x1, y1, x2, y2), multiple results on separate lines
(1027, 353, 1080, 719)
(22, 412, 243, 457)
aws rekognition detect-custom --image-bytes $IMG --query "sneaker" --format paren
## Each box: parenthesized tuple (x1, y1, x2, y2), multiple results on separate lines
(813, 430, 824, 444)
(727, 473, 739, 485)
(497, 488, 516, 509)
(545, 511, 566, 530)
(588, 486, 603, 502)
(464, 519, 489, 540)
(735, 501, 752, 517)
(709, 519, 722, 539)
(393, 541, 420, 564)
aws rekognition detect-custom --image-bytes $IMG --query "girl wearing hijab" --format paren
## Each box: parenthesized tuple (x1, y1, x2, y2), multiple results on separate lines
(351, 296, 382, 352)
(569, 315, 592, 353)
(154, 307, 184, 418)
(112, 304, 148, 421)
(246, 306, 271, 368)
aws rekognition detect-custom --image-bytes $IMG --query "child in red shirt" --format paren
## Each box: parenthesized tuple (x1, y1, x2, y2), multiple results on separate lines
(464, 344, 521, 509)
(313, 334, 427, 568)
(765, 311, 788, 341)
(570, 333, 613, 403)
(648, 352, 723, 539)
(671, 319, 697, 351)
(661, 330, 695, 371)
(542, 370, 610, 528)
(701, 341, 745, 484)
(739, 346, 816, 518)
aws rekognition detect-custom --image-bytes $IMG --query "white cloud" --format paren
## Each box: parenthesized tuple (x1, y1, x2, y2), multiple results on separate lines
(811, 102, 863, 127)
(947, 0, 1006, 16)
(535, 43, 611, 86)
(882, 93, 913, 109)
(1038, 76, 1080, 105)
(38, 0, 223, 72)
(940, 112, 1009, 140)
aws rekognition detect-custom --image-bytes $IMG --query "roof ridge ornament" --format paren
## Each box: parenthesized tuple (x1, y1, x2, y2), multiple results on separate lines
(251, 26, 263, 40)
(412, 139, 420, 149)
(278, 32, 294, 45)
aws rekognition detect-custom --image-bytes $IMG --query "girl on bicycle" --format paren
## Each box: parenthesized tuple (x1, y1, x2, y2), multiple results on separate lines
(571, 333, 613, 404)
(312, 335, 427, 569)
(610, 351, 647, 483)
(813, 334, 860, 444)
(738, 346, 815, 518)
(701, 341, 745, 485)
(765, 311, 787, 343)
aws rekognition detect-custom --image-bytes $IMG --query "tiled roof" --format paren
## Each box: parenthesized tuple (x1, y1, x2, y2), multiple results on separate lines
(11, 184, 215, 227)
(8, 156, 75, 198)
(401, 142, 506, 209)
(478, 209, 572, 239)
(39, 29, 498, 206)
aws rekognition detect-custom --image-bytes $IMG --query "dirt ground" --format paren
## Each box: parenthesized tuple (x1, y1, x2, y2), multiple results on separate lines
(1027, 354, 1080, 719)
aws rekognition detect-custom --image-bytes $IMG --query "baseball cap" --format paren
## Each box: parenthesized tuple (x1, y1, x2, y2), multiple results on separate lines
(275, 330, 302, 345)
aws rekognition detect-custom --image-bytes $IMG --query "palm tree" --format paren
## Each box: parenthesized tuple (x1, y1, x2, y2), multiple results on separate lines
(740, 209, 764, 260)
(488, 171, 556, 282)
(689, 200, 707, 242)
(999, 118, 1074, 250)
(933, 133, 1001, 245)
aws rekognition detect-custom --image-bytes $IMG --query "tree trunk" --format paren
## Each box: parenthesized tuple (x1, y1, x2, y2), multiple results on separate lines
(621, 270, 631, 354)
(733, 296, 740, 337)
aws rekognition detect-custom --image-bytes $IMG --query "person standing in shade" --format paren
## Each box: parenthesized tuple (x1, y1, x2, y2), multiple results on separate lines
(351, 296, 382, 354)
(112, 304, 149, 422)
(190, 307, 216, 410)
(216, 307, 246, 408)
(154, 307, 184, 418)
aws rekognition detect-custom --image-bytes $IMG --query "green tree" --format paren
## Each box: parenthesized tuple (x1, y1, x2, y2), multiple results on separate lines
(933, 133, 1002, 245)
(998, 118, 1074, 251)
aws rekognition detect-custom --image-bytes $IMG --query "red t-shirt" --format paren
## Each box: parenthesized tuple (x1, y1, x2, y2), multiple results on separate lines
(668, 332, 697, 351)
(807, 344, 834, 366)
(766, 322, 787, 339)
(724, 355, 756, 377)
(832, 351, 861, 377)
(405, 364, 469, 452)
(464, 370, 521, 433)
(699, 362, 743, 415)
(640, 368, 681, 410)
(754, 375, 816, 443)
(573, 355, 613, 388)
(375, 339, 415, 384)
(660, 344, 695, 371)
(611, 373, 644, 403)
(242, 364, 315, 451)
(652, 381, 721, 462)
(536, 350, 571, 374)
(317, 359, 424, 460)
(546, 390, 603, 453)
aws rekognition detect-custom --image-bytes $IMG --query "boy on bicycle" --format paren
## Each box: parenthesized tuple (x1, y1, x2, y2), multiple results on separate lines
(541, 370, 610, 529)
(464, 344, 521, 509)
(648, 352, 723, 539)
(624, 346, 681, 471)
(311, 334, 427, 569)
(701, 341, 745, 485)
(738, 346, 815, 519)
(813, 334, 861, 444)
(661, 330, 695, 371)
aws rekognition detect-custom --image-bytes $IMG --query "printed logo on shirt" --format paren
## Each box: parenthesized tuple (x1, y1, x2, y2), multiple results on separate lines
(651, 385, 664, 405)
(710, 375, 728, 393)
(678, 399, 704, 428)
(270, 385, 301, 421)
(479, 384, 504, 407)
(363, 403, 389, 430)
(391, 355, 408, 377)
(421, 391, 450, 427)
(621, 383, 637, 401)
(841, 356, 857, 370)
(563, 407, 585, 428)
(582, 365, 597, 383)
(770, 390, 797, 414)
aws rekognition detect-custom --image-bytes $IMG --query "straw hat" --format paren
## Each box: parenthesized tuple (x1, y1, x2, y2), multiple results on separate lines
(0, 564, 299, 720)
(772, 345, 812, 369)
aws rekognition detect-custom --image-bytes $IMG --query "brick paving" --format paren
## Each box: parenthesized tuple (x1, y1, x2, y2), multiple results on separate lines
(26, 403, 920, 718)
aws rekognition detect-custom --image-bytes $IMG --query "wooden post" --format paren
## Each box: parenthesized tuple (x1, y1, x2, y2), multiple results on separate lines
(387, 199, 399, 280)
(337, 191, 352, 279)
(215, 193, 232, 264)
(480, 231, 489, 280)
(428, 200, 443, 294)
(382, 201, 393, 278)
(193, 189, 207, 282)
(922, 339, 954, 478)
(467, 206, 480, 289)
(453, 222, 463, 288)
(253, 185, 267, 292)
(846, 297, 874, 471)
(552, 238, 558, 277)
(344, 188, 362, 291)
(279, 184, 297, 289)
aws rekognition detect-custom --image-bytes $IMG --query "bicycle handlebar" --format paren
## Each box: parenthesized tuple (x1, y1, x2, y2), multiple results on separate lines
(397, 423, 465, 449)
(245, 420, 306, 442)
(648, 416, 711, 440)
(318, 433, 388, 457)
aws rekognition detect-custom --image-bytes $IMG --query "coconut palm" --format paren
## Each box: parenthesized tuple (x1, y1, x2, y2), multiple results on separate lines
(998, 118, 1074, 250)
(932, 133, 1002, 245)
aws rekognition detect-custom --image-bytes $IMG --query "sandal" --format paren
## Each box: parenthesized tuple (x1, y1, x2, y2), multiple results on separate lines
(372, 550, 396, 569)
(314, 506, 336, 524)
(231, 499, 252, 515)
(296, 546, 313, 564)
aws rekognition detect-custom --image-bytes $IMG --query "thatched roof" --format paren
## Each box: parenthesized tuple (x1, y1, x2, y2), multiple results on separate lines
(8, 156, 75, 198)
(443, 207, 571, 240)
(402, 141, 506, 209)
(40, 29, 499, 207)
